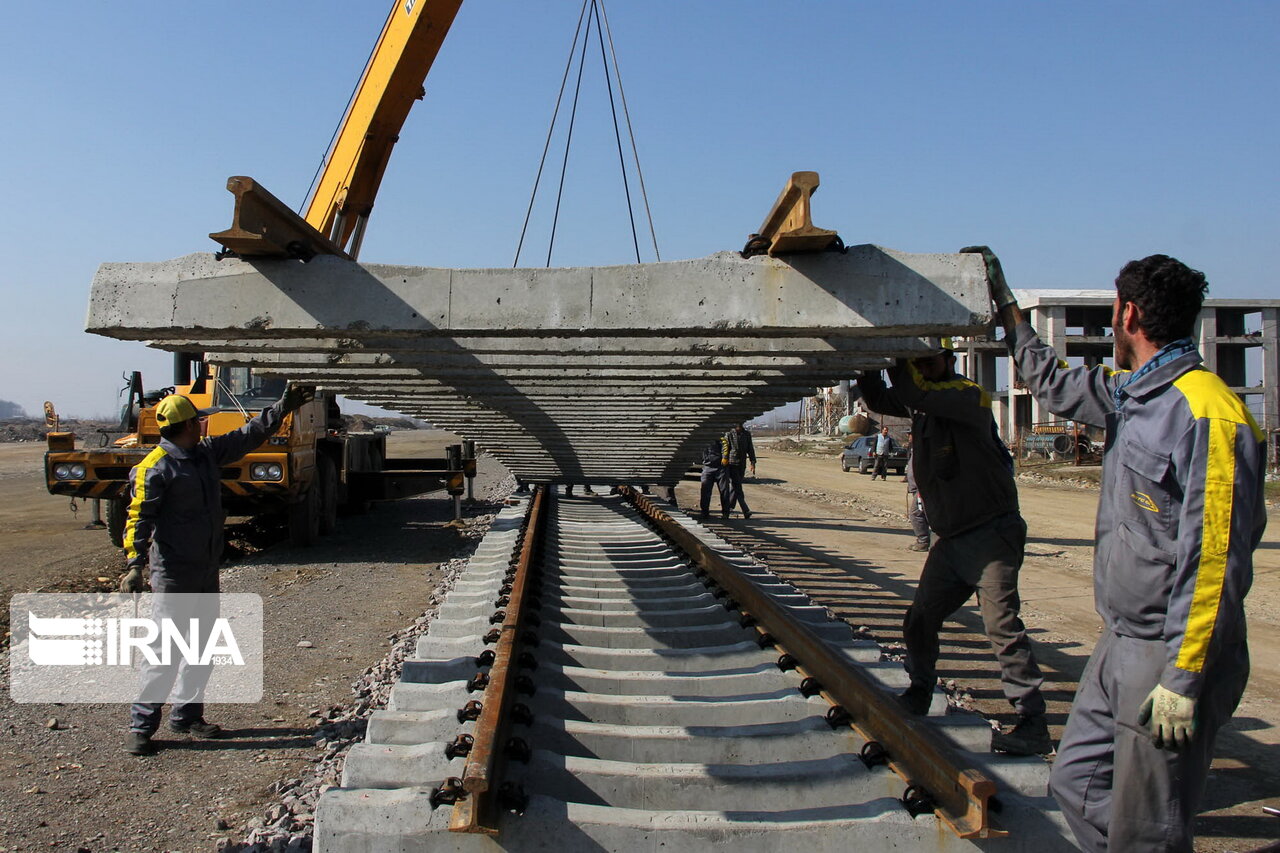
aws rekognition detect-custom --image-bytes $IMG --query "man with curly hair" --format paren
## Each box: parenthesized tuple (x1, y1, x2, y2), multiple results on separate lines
(975, 247, 1265, 851)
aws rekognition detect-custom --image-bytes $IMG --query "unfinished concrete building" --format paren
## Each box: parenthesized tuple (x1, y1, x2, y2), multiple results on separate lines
(952, 290, 1280, 463)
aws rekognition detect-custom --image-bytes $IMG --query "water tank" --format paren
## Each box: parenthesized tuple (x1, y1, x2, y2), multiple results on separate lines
(838, 415, 873, 435)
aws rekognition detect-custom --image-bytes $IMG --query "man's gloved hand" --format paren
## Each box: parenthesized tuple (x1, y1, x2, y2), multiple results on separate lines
(1137, 684, 1197, 750)
(119, 566, 145, 593)
(281, 384, 316, 413)
(960, 245, 1017, 310)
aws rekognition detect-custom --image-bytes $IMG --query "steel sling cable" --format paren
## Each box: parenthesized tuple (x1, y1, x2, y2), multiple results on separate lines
(598, 0, 661, 261)
(545, 3, 595, 268)
(513, 0, 591, 267)
(591, 0, 641, 264)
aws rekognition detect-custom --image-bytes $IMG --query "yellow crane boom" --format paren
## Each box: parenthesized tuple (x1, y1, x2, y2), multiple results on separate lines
(210, 0, 463, 261)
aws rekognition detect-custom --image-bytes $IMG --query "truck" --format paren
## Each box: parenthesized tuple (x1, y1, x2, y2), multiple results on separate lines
(45, 356, 475, 548)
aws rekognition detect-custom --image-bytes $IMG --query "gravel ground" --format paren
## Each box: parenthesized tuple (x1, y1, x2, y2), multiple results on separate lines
(0, 445, 513, 853)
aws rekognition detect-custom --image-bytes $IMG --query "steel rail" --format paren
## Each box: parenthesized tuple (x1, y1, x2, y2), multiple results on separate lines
(620, 487, 1003, 839)
(449, 485, 547, 834)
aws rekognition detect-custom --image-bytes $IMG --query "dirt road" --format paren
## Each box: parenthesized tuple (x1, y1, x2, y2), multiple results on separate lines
(678, 443, 1280, 851)
(0, 432, 508, 851)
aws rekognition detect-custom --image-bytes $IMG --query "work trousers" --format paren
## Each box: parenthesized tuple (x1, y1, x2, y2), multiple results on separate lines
(872, 454, 890, 479)
(699, 466, 726, 515)
(130, 571, 219, 733)
(1049, 630, 1248, 852)
(907, 489, 930, 546)
(903, 512, 1045, 717)
(721, 463, 750, 515)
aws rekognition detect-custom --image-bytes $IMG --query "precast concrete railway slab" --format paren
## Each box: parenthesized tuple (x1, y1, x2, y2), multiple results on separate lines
(313, 490, 1074, 851)
(86, 246, 992, 484)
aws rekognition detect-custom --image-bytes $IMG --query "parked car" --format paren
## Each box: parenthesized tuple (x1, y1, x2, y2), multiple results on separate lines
(841, 435, 908, 475)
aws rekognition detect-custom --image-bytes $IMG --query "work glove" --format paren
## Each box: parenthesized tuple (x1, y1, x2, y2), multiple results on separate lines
(1137, 684, 1197, 750)
(959, 245, 1017, 310)
(119, 566, 145, 593)
(281, 384, 316, 413)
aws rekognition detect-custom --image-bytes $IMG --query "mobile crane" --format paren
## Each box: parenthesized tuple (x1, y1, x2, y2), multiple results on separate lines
(46, 0, 474, 545)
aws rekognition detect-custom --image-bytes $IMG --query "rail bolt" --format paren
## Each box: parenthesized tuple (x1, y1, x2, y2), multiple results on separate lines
(489, 610, 507, 624)
(504, 736, 532, 764)
(483, 629, 501, 644)
(825, 705, 852, 729)
(799, 676, 824, 698)
(510, 703, 534, 726)
(445, 734, 474, 760)
(514, 674, 536, 696)
(859, 740, 888, 769)
(497, 781, 529, 815)
(457, 700, 483, 723)
(777, 653, 799, 672)
(476, 650, 496, 667)
(517, 651, 539, 671)
(467, 672, 490, 692)
(429, 777, 466, 808)
(901, 785, 937, 819)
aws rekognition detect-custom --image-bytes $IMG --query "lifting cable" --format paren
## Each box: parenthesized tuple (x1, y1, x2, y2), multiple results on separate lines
(598, 0, 661, 262)
(514, 0, 661, 268)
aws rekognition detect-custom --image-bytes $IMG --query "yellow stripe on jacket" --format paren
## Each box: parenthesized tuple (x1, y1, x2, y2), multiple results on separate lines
(907, 361, 992, 408)
(1172, 369, 1260, 673)
(122, 446, 167, 562)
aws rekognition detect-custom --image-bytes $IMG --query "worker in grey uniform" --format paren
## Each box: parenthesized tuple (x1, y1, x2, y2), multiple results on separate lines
(904, 428, 930, 551)
(858, 341, 1049, 755)
(976, 246, 1265, 851)
(120, 384, 313, 755)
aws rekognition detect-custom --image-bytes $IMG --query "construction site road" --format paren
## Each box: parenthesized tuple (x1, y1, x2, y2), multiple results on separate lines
(0, 434, 1277, 850)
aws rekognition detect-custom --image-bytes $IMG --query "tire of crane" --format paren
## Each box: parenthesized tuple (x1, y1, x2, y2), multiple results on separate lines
(288, 483, 321, 547)
(106, 497, 127, 548)
(319, 455, 339, 536)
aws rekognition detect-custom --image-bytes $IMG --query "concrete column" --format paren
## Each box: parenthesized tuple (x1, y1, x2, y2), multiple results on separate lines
(1197, 309, 1218, 373)
(1031, 306, 1067, 425)
(1263, 308, 1279, 463)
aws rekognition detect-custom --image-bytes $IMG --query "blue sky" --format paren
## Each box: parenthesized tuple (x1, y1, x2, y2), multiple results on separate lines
(1, 1, 1276, 416)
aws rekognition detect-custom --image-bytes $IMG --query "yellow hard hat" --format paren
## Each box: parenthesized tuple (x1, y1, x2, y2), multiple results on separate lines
(154, 395, 215, 426)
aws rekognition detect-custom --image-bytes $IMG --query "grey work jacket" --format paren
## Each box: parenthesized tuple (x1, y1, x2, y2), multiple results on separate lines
(1012, 322, 1266, 697)
(123, 401, 286, 588)
(859, 364, 1019, 538)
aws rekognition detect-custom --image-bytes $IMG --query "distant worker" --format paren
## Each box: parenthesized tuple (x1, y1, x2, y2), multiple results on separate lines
(978, 245, 1265, 851)
(858, 340, 1049, 756)
(698, 434, 729, 519)
(871, 425, 896, 481)
(905, 428, 930, 551)
(721, 423, 756, 519)
(120, 384, 314, 756)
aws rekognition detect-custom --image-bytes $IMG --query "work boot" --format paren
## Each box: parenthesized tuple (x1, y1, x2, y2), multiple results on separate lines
(125, 731, 156, 756)
(908, 540, 930, 552)
(168, 718, 223, 739)
(991, 714, 1052, 756)
(583, 485, 596, 495)
(742, 510, 752, 519)
(897, 683, 933, 716)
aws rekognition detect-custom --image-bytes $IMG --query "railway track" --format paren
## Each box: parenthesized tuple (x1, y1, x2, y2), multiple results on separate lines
(315, 488, 1075, 851)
